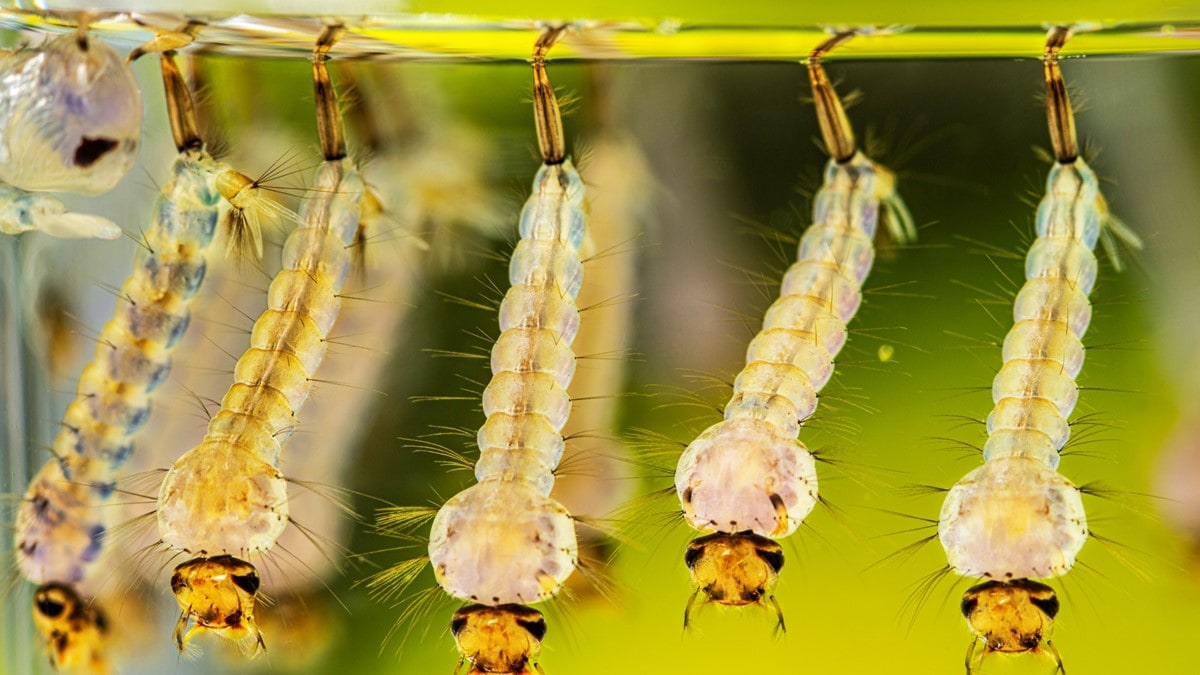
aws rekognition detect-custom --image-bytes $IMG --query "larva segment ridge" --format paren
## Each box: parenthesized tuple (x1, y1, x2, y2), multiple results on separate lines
(156, 28, 364, 655)
(674, 30, 913, 623)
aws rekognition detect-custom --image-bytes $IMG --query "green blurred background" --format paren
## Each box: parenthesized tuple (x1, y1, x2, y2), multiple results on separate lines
(3, 10, 1200, 675)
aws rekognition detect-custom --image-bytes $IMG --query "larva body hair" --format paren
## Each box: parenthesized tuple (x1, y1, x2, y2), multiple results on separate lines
(428, 159, 586, 607)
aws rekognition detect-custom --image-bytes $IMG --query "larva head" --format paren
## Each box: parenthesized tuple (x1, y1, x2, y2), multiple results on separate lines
(450, 604, 546, 675)
(0, 32, 141, 194)
(961, 579, 1061, 664)
(684, 531, 784, 612)
(31, 583, 110, 672)
(170, 555, 266, 655)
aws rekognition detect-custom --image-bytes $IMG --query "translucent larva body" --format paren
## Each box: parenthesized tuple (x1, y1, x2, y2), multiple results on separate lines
(0, 31, 141, 195)
(428, 159, 585, 606)
(675, 32, 914, 623)
(156, 159, 362, 650)
(156, 31, 364, 652)
(938, 160, 1099, 579)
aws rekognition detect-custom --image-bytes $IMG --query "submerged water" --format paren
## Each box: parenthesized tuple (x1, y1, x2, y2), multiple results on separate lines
(2, 11, 1200, 675)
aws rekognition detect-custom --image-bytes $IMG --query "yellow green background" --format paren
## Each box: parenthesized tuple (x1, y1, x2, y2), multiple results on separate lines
(2, 8, 1200, 675)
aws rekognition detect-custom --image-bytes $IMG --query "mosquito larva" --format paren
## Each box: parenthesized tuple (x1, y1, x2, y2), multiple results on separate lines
(936, 26, 1142, 674)
(11, 29, 291, 670)
(0, 23, 142, 239)
(154, 26, 364, 655)
(373, 25, 585, 675)
(673, 30, 915, 628)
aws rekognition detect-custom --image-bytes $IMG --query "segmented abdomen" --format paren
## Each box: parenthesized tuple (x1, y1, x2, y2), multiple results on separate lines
(984, 162, 1101, 469)
(16, 152, 221, 585)
(428, 159, 586, 606)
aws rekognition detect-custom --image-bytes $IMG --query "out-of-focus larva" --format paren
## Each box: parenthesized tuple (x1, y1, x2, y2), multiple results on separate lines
(0, 24, 141, 238)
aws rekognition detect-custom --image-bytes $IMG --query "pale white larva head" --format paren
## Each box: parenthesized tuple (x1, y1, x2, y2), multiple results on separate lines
(938, 457, 1087, 580)
(0, 32, 141, 195)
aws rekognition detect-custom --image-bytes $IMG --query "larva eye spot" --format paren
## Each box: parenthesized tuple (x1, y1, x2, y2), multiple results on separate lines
(683, 540, 704, 570)
(30, 584, 108, 671)
(960, 594, 979, 619)
(33, 585, 71, 620)
(450, 605, 544, 674)
(755, 543, 786, 574)
(73, 137, 118, 168)
(1027, 586, 1060, 621)
(232, 571, 261, 596)
(684, 531, 782, 609)
(516, 615, 547, 643)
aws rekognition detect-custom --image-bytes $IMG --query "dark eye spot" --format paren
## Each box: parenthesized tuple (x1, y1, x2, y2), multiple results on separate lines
(960, 595, 979, 619)
(1030, 593, 1059, 620)
(450, 615, 468, 637)
(756, 547, 785, 574)
(231, 572, 260, 596)
(170, 572, 186, 594)
(34, 594, 66, 619)
(743, 589, 762, 602)
(74, 137, 118, 168)
(684, 543, 703, 570)
(518, 616, 547, 642)
(681, 487, 693, 505)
